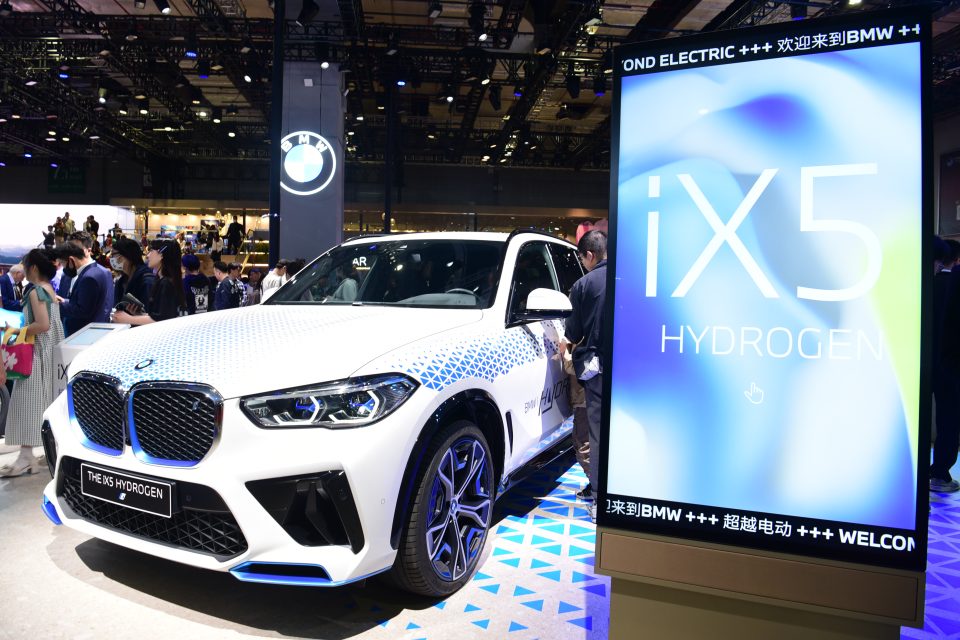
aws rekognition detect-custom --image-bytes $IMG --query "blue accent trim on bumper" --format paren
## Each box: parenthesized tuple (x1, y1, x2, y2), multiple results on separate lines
(229, 562, 390, 587)
(42, 495, 62, 526)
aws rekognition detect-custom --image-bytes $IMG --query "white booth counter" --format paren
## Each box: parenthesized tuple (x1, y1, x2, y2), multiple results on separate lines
(54, 323, 130, 397)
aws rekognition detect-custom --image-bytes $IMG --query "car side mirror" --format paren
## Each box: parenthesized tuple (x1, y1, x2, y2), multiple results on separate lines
(516, 288, 572, 321)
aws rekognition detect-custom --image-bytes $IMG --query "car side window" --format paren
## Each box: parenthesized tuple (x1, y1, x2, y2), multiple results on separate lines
(549, 244, 585, 296)
(508, 242, 559, 318)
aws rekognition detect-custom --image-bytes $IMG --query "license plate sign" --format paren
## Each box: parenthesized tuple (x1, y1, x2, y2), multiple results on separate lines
(80, 463, 173, 518)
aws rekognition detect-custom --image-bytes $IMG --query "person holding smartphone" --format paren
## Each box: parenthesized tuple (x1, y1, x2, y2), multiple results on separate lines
(113, 239, 185, 325)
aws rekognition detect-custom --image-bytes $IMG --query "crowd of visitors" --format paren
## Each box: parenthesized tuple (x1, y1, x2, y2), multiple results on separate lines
(1, 218, 300, 476)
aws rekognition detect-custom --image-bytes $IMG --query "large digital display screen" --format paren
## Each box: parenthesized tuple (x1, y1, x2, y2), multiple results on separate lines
(601, 8, 930, 571)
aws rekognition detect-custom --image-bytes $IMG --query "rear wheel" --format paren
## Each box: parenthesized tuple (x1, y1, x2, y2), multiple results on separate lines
(392, 421, 494, 596)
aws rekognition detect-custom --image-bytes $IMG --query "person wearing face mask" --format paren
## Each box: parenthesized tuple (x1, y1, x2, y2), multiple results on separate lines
(111, 237, 156, 313)
(113, 239, 186, 325)
(56, 240, 114, 336)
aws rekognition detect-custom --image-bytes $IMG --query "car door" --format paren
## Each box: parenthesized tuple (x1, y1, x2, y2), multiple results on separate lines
(502, 241, 571, 469)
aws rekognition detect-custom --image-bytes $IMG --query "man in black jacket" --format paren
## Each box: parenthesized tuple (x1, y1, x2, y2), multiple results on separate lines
(933, 238, 960, 493)
(563, 230, 608, 519)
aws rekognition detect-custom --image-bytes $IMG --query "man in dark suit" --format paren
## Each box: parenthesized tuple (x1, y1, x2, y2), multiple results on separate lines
(57, 238, 114, 336)
(0, 264, 25, 313)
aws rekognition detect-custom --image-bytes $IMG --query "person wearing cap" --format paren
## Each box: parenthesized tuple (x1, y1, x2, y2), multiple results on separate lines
(181, 253, 212, 314)
(111, 237, 156, 313)
(242, 267, 263, 306)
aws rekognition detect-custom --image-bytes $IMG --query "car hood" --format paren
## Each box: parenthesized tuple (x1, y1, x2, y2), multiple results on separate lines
(69, 304, 484, 398)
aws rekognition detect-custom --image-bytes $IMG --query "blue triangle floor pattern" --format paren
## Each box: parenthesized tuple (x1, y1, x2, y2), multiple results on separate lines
(318, 455, 960, 639)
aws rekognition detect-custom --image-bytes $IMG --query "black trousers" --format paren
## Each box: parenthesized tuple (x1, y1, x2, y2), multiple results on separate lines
(583, 375, 603, 498)
(933, 370, 960, 481)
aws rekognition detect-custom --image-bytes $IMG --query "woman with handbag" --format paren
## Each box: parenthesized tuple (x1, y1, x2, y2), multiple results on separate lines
(0, 248, 64, 477)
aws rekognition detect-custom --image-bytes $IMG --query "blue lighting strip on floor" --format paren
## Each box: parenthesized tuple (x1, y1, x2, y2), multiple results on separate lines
(41, 495, 62, 526)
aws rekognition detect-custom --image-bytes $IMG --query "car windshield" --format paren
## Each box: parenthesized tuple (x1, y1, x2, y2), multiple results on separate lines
(265, 239, 504, 308)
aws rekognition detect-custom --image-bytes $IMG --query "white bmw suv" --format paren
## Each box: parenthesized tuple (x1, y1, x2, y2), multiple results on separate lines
(40, 230, 585, 596)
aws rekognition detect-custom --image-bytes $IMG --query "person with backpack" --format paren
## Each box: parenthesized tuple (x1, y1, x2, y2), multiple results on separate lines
(212, 261, 242, 311)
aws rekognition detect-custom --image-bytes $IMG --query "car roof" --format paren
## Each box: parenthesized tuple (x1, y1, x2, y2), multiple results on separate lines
(340, 230, 573, 247)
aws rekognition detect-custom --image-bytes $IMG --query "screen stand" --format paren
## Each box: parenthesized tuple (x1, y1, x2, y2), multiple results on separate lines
(598, 529, 924, 639)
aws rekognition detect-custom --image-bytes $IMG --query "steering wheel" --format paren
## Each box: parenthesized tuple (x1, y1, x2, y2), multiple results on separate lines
(444, 288, 479, 298)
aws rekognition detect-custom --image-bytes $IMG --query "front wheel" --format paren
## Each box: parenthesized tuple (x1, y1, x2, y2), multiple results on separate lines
(392, 421, 494, 596)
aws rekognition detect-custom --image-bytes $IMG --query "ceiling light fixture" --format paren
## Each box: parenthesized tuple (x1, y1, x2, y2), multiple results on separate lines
(0, 0, 13, 17)
(565, 62, 580, 99)
(134, 0, 145, 8)
(212, 107, 222, 123)
(468, 2, 487, 42)
(154, 0, 171, 14)
(98, 87, 108, 104)
(184, 36, 198, 59)
(790, 3, 807, 20)
(243, 72, 253, 83)
(197, 59, 211, 79)
(428, 1, 442, 19)
(489, 84, 501, 110)
(386, 32, 399, 56)
(592, 72, 606, 96)
(228, 130, 236, 138)
(296, 0, 319, 27)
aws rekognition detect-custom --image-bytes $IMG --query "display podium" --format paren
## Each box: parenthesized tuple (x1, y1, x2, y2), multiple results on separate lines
(54, 323, 130, 397)
(599, 7, 931, 638)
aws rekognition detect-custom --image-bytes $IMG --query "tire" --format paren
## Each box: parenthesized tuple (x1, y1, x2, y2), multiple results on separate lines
(391, 420, 495, 597)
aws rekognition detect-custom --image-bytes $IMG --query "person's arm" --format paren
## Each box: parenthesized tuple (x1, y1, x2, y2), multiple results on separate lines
(59, 276, 97, 321)
(564, 282, 585, 345)
(114, 309, 154, 325)
(22, 288, 51, 338)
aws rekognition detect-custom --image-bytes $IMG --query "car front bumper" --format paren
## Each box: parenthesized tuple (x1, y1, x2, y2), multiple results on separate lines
(41, 387, 428, 586)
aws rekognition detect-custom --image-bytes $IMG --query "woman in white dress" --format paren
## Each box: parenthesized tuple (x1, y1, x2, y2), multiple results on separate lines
(0, 249, 65, 477)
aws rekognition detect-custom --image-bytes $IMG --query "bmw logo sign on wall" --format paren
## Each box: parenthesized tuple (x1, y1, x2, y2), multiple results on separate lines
(280, 130, 337, 196)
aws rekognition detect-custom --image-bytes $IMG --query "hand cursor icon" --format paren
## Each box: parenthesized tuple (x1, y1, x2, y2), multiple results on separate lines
(744, 382, 764, 404)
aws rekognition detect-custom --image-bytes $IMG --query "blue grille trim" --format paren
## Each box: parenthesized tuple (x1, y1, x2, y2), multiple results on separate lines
(67, 378, 123, 457)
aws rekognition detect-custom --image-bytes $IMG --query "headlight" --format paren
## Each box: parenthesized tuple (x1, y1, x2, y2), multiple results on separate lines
(240, 374, 418, 429)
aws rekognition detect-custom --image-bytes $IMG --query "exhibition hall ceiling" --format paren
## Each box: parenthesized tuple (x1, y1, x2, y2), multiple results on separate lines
(0, 0, 958, 168)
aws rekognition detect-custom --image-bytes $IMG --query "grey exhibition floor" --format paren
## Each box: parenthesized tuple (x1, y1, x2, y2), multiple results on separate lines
(3, 442, 959, 640)
(0, 445, 609, 640)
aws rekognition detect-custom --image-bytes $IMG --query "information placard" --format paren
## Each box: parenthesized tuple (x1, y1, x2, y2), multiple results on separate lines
(601, 8, 930, 571)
